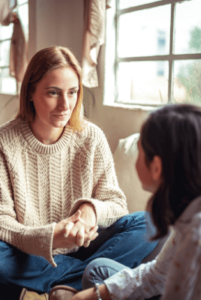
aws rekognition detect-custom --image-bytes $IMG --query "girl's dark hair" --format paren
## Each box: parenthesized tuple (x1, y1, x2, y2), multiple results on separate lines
(141, 104, 201, 239)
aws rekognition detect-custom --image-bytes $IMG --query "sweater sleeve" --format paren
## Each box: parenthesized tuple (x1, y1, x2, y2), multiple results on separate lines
(70, 127, 129, 227)
(104, 230, 176, 299)
(0, 150, 57, 267)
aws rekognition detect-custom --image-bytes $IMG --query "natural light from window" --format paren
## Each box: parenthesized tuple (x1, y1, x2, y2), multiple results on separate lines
(105, 0, 201, 107)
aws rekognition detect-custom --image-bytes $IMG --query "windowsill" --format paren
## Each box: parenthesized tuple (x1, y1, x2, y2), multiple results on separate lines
(0, 93, 17, 96)
(103, 100, 163, 112)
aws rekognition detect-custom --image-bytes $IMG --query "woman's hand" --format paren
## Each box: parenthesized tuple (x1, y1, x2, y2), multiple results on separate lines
(53, 210, 98, 249)
(77, 202, 97, 247)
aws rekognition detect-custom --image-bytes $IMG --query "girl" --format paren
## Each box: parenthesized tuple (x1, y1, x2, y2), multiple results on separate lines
(69, 104, 201, 300)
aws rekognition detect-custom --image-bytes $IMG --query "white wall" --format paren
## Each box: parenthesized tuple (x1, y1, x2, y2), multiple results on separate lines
(29, 0, 83, 63)
(29, 0, 149, 153)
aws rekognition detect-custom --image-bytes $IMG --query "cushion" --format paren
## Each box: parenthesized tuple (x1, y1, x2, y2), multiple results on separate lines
(113, 133, 151, 213)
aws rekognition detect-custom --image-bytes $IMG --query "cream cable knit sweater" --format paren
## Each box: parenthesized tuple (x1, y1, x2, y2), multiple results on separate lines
(0, 119, 128, 267)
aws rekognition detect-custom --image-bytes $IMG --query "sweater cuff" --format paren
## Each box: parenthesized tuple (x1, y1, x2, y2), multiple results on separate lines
(22, 222, 57, 267)
(69, 198, 108, 226)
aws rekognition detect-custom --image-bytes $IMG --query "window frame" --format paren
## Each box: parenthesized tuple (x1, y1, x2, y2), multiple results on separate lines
(104, 0, 201, 107)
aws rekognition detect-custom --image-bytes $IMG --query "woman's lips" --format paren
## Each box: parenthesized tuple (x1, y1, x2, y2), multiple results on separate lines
(54, 114, 69, 119)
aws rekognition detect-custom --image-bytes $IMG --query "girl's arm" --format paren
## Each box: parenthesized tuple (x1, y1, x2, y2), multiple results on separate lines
(161, 216, 201, 300)
(71, 231, 177, 300)
(103, 230, 177, 300)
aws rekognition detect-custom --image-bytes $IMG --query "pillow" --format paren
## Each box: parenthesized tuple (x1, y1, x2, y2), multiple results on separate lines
(113, 133, 151, 213)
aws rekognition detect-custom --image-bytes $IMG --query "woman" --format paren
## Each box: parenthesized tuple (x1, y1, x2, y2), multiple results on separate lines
(0, 46, 157, 300)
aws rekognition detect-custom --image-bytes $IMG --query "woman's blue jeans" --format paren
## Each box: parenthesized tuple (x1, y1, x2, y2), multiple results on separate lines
(0, 212, 157, 295)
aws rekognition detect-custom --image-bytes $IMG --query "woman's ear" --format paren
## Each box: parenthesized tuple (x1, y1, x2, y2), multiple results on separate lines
(150, 155, 162, 182)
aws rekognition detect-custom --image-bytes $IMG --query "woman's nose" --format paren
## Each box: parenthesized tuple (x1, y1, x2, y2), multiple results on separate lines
(59, 94, 70, 110)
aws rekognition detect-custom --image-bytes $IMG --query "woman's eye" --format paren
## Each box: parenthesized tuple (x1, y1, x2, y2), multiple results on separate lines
(69, 90, 78, 96)
(49, 91, 59, 96)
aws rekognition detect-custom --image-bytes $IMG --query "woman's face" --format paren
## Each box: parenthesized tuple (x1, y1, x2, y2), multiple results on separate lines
(32, 67, 79, 130)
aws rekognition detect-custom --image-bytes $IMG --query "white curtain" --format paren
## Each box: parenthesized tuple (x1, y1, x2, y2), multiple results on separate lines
(0, 0, 27, 92)
(82, 0, 111, 88)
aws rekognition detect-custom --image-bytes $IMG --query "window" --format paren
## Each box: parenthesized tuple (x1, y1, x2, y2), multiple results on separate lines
(0, 0, 28, 95)
(104, 0, 201, 107)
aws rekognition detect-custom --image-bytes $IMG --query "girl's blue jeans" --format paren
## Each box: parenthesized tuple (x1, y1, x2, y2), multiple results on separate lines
(0, 212, 157, 295)
(82, 258, 161, 300)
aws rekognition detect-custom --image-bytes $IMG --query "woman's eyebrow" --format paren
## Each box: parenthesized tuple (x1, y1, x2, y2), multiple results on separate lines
(69, 86, 79, 90)
(45, 86, 79, 90)
(45, 86, 61, 90)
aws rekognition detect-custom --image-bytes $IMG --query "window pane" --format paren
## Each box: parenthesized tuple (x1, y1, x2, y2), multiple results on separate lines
(174, 0, 201, 54)
(118, 5, 170, 57)
(0, 68, 16, 94)
(0, 40, 11, 67)
(0, 24, 13, 40)
(17, 0, 28, 5)
(117, 61, 168, 104)
(173, 60, 201, 104)
(119, 0, 163, 9)
(18, 3, 29, 39)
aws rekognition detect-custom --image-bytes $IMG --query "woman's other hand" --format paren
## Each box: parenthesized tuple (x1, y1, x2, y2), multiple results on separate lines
(77, 202, 97, 247)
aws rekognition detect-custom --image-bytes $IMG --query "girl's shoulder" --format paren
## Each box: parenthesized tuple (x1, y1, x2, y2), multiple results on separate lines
(191, 211, 201, 232)
(179, 211, 201, 245)
(174, 197, 201, 249)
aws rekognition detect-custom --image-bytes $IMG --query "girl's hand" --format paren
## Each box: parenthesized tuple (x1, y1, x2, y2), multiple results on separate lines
(53, 210, 98, 249)
(70, 285, 111, 300)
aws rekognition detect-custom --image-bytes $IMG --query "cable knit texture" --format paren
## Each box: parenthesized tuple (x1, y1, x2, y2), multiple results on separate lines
(0, 119, 128, 267)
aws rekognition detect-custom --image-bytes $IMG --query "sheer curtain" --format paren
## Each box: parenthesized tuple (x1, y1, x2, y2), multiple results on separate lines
(82, 0, 111, 88)
(0, 0, 27, 93)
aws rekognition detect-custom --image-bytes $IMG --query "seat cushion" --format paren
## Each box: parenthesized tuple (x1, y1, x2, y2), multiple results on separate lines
(113, 133, 151, 213)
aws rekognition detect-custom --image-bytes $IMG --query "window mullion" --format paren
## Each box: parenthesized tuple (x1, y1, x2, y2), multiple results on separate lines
(0, 38, 11, 43)
(168, 2, 175, 102)
(118, 0, 187, 15)
(117, 53, 201, 63)
(115, 0, 119, 102)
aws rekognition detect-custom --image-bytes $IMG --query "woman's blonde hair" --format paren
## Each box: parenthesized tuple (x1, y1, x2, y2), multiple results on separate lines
(16, 46, 83, 131)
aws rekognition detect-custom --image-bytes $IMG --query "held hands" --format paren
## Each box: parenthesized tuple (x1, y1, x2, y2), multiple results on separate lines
(53, 203, 98, 249)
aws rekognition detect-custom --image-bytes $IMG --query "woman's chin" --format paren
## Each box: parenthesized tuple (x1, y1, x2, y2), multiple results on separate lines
(51, 119, 69, 128)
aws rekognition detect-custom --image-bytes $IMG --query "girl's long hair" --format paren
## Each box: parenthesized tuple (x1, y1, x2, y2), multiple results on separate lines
(141, 104, 201, 239)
